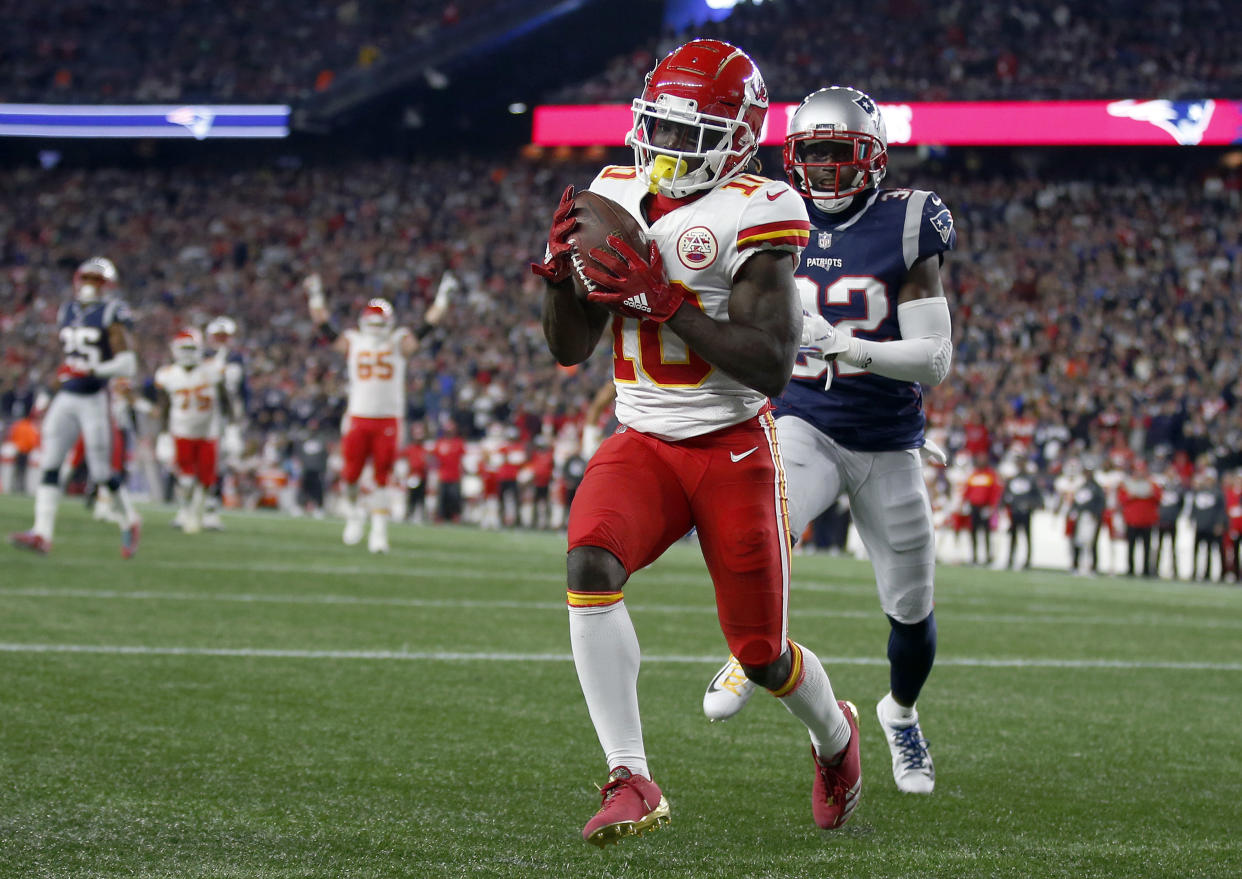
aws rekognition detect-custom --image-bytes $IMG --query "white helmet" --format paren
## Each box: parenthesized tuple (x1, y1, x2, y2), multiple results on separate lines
(171, 328, 204, 367)
(359, 298, 394, 337)
(783, 86, 888, 212)
(206, 316, 238, 345)
(73, 256, 119, 304)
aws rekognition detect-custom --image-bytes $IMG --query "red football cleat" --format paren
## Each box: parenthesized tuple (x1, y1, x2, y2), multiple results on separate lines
(582, 766, 670, 847)
(121, 521, 141, 559)
(9, 531, 51, 555)
(811, 700, 862, 829)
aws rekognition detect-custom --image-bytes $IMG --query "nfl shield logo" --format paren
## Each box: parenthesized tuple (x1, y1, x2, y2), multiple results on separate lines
(817, 231, 833, 249)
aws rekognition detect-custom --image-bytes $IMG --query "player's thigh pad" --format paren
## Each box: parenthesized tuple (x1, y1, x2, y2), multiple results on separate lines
(691, 417, 792, 667)
(38, 393, 82, 473)
(567, 429, 694, 576)
(196, 440, 219, 486)
(77, 393, 114, 482)
(774, 415, 845, 536)
(849, 448, 936, 623)
(340, 422, 372, 483)
(370, 419, 399, 484)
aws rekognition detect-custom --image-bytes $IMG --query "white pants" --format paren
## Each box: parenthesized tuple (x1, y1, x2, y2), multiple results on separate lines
(777, 416, 936, 623)
(40, 390, 113, 483)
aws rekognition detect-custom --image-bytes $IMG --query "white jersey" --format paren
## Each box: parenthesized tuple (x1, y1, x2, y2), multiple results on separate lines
(588, 166, 809, 440)
(155, 361, 224, 440)
(345, 327, 408, 418)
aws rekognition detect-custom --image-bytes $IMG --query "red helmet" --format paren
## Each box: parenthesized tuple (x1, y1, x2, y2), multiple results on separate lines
(170, 328, 203, 366)
(359, 298, 394, 336)
(627, 39, 768, 198)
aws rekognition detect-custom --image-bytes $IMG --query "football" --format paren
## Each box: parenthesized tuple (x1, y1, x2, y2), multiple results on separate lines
(566, 190, 648, 299)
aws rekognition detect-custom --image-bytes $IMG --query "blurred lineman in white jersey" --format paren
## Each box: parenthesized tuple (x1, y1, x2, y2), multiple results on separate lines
(306, 272, 452, 552)
(154, 328, 235, 534)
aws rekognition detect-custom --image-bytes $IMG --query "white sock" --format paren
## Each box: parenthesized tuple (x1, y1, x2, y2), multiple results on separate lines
(190, 484, 205, 519)
(776, 641, 850, 759)
(33, 484, 60, 541)
(568, 596, 648, 780)
(879, 691, 917, 724)
(112, 485, 139, 528)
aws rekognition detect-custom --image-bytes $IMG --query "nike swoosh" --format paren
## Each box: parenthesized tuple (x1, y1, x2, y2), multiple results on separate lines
(730, 447, 759, 462)
(766, 191, 783, 201)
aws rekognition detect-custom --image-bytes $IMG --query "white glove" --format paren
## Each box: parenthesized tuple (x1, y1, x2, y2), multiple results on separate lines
(800, 311, 850, 359)
(434, 271, 458, 310)
(303, 273, 325, 310)
(222, 423, 245, 459)
(919, 437, 948, 467)
(799, 311, 850, 390)
(155, 431, 174, 468)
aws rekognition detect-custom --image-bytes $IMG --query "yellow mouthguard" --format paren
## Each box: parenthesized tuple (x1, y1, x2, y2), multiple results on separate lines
(649, 155, 689, 194)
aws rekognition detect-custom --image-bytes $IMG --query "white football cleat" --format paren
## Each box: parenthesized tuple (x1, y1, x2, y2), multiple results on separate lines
(342, 512, 365, 546)
(367, 514, 389, 553)
(877, 695, 935, 793)
(202, 511, 224, 531)
(702, 655, 758, 721)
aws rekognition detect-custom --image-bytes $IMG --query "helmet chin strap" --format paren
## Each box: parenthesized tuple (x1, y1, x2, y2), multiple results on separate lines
(77, 283, 99, 303)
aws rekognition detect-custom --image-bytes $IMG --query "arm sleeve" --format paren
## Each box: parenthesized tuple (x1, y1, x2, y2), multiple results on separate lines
(92, 349, 137, 378)
(838, 295, 953, 385)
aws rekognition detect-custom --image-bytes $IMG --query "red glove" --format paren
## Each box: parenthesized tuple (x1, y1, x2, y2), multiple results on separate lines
(57, 361, 91, 383)
(529, 185, 577, 284)
(582, 236, 684, 323)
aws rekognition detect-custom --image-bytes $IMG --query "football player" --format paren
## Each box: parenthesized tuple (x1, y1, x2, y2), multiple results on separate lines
(306, 274, 449, 553)
(700, 86, 955, 796)
(201, 315, 248, 530)
(10, 257, 142, 557)
(154, 329, 234, 534)
(534, 40, 860, 845)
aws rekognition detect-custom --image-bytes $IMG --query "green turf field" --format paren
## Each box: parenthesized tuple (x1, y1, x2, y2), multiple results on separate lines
(1, 493, 1239, 879)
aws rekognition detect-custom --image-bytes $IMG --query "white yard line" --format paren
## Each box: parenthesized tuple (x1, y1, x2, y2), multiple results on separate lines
(2, 585, 1240, 630)
(0, 641, 1238, 671)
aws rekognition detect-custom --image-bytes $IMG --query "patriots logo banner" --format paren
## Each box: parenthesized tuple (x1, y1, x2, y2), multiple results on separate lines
(1105, 99, 1216, 146)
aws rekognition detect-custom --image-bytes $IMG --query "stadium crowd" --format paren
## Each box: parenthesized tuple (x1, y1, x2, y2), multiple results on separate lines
(1, 0, 490, 103)
(3, 0, 1242, 577)
(5, 0, 1240, 104)
(2, 147, 1241, 576)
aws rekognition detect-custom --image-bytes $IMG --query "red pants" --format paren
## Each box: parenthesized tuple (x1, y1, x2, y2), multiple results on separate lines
(341, 415, 398, 485)
(174, 436, 217, 486)
(568, 413, 791, 667)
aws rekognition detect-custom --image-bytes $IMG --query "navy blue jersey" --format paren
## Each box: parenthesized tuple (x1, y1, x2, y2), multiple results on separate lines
(208, 347, 250, 415)
(775, 188, 955, 451)
(56, 298, 133, 394)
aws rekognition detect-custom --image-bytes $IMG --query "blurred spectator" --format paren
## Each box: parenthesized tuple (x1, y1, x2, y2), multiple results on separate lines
(962, 454, 1002, 565)
(401, 423, 431, 524)
(431, 422, 466, 523)
(5, 410, 40, 494)
(1001, 451, 1042, 569)
(1225, 471, 1242, 582)
(1154, 462, 1187, 579)
(1068, 460, 1107, 576)
(1188, 468, 1227, 581)
(296, 421, 330, 517)
(1116, 458, 1161, 577)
